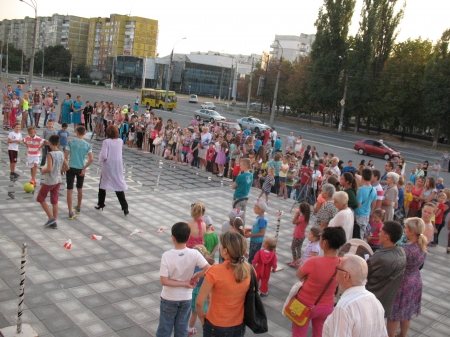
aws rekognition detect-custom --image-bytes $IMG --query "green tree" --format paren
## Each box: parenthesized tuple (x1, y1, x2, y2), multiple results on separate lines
(309, 0, 357, 127)
(422, 29, 450, 141)
(34, 45, 72, 76)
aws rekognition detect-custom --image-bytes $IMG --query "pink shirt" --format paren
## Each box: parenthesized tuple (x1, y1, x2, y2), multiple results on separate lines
(293, 215, 308, 239)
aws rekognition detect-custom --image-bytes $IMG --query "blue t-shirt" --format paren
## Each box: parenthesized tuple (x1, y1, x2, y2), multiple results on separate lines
(274, 139, 282, 151)
(409, 173, 416, 184)
(355, 185, 377, 216)
(396, 187, 404, 211)
(251, 216, 268, 243)
(254, 139, 262, 151)
(342, 166, 356, 173)
(66, 138, 92, 169)
(243, 129, 252, 137)
(57, 129, 70, 146)
(233, 172, 253, 199)
(268, 160, 282, 176)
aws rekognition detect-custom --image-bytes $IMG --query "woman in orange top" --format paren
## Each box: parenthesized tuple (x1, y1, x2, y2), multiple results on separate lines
(196, 231, 251, 336)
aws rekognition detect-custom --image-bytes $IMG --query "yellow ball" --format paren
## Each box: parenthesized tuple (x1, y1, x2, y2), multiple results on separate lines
(23, 182, 35, 193)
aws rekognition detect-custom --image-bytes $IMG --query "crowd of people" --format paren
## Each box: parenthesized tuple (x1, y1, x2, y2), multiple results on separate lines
(3, 84, 450, 337)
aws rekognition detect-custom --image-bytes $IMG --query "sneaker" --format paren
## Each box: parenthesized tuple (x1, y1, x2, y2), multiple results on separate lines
(30, 180, 37, 187)
(68, 213, 77, 220)
(44, 218, 57, 227)
(73, 206, 81, 214)
(48, 223, 58, 229)
(260, 292, 269, 297)
(13, 172, 20, 178)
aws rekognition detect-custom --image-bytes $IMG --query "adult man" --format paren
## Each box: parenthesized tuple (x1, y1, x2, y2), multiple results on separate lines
(271, 127, 277, 148)
(263, 128, 270, 146)
(231, 158, 252, 221)
(370, 169, 383, 210)
(323, 255, 387, 337)
(380, 161, 394, 182)
(274, 137, 282, 154)
(65, 126, 94, 220)
(342, 160, 356, 173)
(366, 221, 406, 317)
(285, 132, 296, 151)
(354, 169, 377, 239)
(329, 156, 341, 179)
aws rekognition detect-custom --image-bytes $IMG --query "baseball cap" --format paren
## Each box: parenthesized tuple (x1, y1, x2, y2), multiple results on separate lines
(255, 201, 267, 212)
(202, 215, 213, 227)
(228, 209, 244, 219)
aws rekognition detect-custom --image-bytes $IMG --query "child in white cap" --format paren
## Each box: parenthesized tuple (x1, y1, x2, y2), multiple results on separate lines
(203, 215, 218, 262)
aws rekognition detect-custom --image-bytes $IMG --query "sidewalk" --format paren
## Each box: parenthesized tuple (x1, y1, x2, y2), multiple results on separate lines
(0, 129, 449, 337)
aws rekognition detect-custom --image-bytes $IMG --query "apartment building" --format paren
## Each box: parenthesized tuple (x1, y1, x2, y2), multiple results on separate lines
(86, 14, 158, 75)
(270, 33, 316, 62)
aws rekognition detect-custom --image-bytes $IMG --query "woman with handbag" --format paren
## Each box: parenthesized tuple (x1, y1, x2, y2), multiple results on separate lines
(291, 227, 346, 337)
(196, 231, 251, 337)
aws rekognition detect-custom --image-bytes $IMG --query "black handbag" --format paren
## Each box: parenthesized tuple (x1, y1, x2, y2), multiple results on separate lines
(243, 268, 268, 334)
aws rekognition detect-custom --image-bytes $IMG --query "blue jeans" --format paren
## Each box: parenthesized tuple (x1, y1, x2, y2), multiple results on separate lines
(28, 109, 33, 126)
(43, 111, 49, 126)
(248, 241, 262, 265)
(203, 319, 245, 337)
(40, 145, 51, 166)
(156, 297, 191, 337)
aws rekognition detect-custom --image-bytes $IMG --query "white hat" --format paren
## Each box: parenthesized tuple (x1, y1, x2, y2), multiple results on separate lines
(228, 209, 244, 219)
(255, 201, 267, 212)
(202, 215, 213, 226)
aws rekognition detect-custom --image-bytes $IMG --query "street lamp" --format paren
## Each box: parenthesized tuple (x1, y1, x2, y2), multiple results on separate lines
(269, 41, 283, 128)
(217, 61, 224, 102)
(41, 45, 45, 78)
(227, 56, 234, 109)
(337, 53, 351, 133)
(67, 49, 73, 84)
(6, 33, 14, 78)
(245, 56, 255, 116)
(109, 53, 115, 90)
(20, 0, 38, 91)
(189, 85, 191, 95)
(164, 37, 186, 110)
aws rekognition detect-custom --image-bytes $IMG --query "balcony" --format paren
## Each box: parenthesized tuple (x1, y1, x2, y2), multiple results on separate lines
(125, 24, 135, 29)
(270, 43, 279, 49)
(269, 50, 278, 55)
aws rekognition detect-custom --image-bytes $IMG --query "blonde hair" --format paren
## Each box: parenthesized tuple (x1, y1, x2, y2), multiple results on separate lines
(220, 231, 250, 283)
(193, 245, 209, 257)
(263, 237, 277, 251)
(442, 188, 450, 201)
(191, 202, 206, 220)
(404, 217, 427, 253)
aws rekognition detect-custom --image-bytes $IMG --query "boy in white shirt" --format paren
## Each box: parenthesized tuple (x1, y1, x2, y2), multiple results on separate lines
(156, 222, 210, 337)
(7, 122, 23, 178)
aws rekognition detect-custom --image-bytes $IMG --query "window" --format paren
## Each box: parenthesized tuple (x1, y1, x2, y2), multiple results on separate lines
(364, 140, 375, 146)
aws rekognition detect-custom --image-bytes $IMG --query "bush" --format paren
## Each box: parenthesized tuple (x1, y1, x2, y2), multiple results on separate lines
(60, 78, 69, 82)
(129, 85, 135, 90)
(97, 81, 105, 86)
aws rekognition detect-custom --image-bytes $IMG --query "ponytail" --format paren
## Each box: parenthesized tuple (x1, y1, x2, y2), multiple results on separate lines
(404, 217, 428, 253)
(418, 234, 428, 253)
(299, 202, 310, 223)
(220, 231, 250, 283)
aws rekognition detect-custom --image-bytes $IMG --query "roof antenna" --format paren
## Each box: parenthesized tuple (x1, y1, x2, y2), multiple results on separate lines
(129, 4, 132, 16)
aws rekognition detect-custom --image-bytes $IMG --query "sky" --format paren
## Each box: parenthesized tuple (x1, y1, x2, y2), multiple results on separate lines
(2, 0, 449, 57)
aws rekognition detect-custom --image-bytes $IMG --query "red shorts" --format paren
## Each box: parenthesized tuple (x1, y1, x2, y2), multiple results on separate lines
(36, 183, 60, 205)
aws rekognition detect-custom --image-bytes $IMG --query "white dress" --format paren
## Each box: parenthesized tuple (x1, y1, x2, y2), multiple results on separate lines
(99, 138, 128, 191)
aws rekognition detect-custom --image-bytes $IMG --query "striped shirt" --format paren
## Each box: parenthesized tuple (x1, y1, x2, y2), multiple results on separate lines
(24, 135, 43, 156)
(323, 286, 387, 337)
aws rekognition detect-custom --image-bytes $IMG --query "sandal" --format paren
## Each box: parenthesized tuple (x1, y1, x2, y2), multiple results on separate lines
(188, 327, 197, 335)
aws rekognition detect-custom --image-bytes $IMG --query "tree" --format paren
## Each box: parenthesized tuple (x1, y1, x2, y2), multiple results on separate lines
(34, 45, 72, 76)
(309, 0, 357, 127)
(422, 29, 450, 141)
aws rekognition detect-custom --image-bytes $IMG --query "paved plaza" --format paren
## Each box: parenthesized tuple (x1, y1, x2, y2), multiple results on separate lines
(0, 127, 450, 337)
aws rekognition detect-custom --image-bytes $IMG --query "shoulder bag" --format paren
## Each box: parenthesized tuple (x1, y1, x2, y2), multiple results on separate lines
(284, 267, 337, 326)
(244, 267, 268, 334)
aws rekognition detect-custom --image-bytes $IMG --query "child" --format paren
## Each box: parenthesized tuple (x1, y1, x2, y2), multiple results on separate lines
(403, 182, 414, 215)
(11, 93, 20, 127)
(268, 152, 282, 194)
(202, 215, 219, 262)
(37, 135, 68, 228)
(182, 131, 192, 165)
(245, 201, 268, 264)
(188, 245, 210, 336)
(156, 222, 210, 337)
(128, 116, 136, 148)
(41, 120, 57, 167)
(252, 237, 277, 297)
(300, 227, 321, 266)
(230, 216, 246, 237)
(215, 141, 229, 177)
(252, 161, 261, 188)
(57, 123, 70, 153)
(136, 114, 146, 150)
(206, 141, 216, 173)
(23, 125, 45, 186)
(49, 103, 56, 121)
(220, 209, 245, 263)
(365, 208, 385, 251)
(3, 95, 12, 130)
(8, 122, 23, 178)
(190, 132, 201, 168)
(278, 155, 289, 198)
(232, 157, 241, 182)
(286, 162, 296, 199)
(21, 93, 30, 129)
(434, 192, 447, 245)
(289, 202, 310, 268)
(258, 168, 275, 204)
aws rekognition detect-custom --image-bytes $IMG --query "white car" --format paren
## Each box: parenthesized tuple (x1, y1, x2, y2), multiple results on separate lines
(189, 94, 198, 103)
(201, 102, 216, 110)
(195, 109, 226, 123)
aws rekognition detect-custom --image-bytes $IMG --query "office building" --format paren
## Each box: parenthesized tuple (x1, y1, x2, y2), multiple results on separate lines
(270, 33, 316, 62)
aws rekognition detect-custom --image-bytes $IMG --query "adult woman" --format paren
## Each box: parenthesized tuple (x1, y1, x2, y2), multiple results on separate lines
(102, 102, 111, 134)
(199, 126, 211, 170)
(229, 135, 241, 174)
(154, 117, 164, 156)
(441, 151, 449, 172)
(340, 172, 358, 210)
(419, 177, 437, 207)
(196, 231, 250, 337)
(242, 137, 254, 158)
(32, 89, 42, 127)
(60, 93, 72, 126)
(187, 202, 207, 248)
(408, 177, 425, 217)
(382, 172, 399, 221)
(43, 92, 53, 127)
(314, 184, 338, 228)
(400, 157, 406, 176)
(293, 227, 346, 337)
(294, 135, 303, 156)
(387, 218, 427, 337)
(95, 125, 129, 215)
(422, 160, 429, 177)
(72, 95, 83, 132)
(357, 160, 365, 172)
(255, 144, 266, 164)
(328, 191, 354, 241)
(367, 159, 375, 169)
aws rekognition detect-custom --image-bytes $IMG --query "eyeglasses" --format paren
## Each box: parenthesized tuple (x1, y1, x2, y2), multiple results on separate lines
(335, 267, 348, 273)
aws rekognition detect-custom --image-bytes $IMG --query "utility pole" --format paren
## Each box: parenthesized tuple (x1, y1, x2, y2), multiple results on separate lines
(245, 56, 254, 116)
(227, 57, 234, 109)
(0, 43, 2, 80)
(6, 39, 9, 78)
(338, 73, 348, 133)
(260, 52, 269, 115)
(142, 56, 146, 89)
(269, 41, 283, 128)
(69, 54, 73, 84)
(165, 37, 186, 110)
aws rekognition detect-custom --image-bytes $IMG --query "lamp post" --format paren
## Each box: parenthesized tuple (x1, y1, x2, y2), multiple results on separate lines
(227, 56, 234, 109)
(164, 37, 186, 110)
(337, 53, 351, 133)
(20, 0, 38, 91)
(69, 53, 73, 84)
(41, 45, 45, 78)
(0, 44, 2, 80)
(189, 85, 191, 95)
(6, 33, 13, 78)
(269, 41, 283, 128)
(21, 49, 24, 75)
(109, 53, 115, 89)
(218, 62, 224, 102)
(245, 56, 254, 117)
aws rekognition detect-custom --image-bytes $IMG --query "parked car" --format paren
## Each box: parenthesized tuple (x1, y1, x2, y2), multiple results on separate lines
(189, 94, 198, 103)
(17, 77, 27, 84)
(201, 102, 216, 110)
(236, 116, 270, 133)
(195, 109, 226, 123)
(354, 139, 401, 160)
(217, 120, 241, 132)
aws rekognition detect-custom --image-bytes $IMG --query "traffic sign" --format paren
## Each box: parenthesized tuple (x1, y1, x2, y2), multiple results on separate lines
(340, 99, 345, 106)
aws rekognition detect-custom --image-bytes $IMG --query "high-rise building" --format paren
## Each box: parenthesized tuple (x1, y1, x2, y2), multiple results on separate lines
(86, 14, 158, 74)
(270, 34, 316, 62)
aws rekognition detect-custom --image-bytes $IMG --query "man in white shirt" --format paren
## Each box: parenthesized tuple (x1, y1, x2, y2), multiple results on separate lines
(323, 255, 387, 337)
(270, 127, 277, 148)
